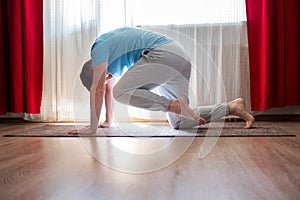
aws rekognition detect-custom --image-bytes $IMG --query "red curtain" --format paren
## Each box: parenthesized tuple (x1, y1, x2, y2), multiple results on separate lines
(246, 0, 300, 110)
(0, 0, 43, 115)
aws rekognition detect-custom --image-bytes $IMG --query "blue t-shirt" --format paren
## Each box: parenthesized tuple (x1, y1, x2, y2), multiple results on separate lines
(91, 27, 172, 76)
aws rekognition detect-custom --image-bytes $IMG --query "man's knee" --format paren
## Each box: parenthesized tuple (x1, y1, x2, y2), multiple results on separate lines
(112, 83, 133, 105)
(167, 112, 181, 129)
(167, 112, 201, 129)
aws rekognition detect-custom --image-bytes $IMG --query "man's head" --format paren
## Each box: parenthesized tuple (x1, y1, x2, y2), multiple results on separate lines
(80, 59, 93, 91)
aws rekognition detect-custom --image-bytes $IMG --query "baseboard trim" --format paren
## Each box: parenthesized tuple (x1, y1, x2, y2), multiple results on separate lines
(1, 115, 300, 124)
(253, 114, 300, 121)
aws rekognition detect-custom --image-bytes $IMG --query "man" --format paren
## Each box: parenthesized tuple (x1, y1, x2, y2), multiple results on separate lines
(69, 27, 254, 134)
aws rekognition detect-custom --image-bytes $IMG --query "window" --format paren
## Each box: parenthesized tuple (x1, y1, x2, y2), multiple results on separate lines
(125, 0, 246, 26)
(63, 0, 97, 28)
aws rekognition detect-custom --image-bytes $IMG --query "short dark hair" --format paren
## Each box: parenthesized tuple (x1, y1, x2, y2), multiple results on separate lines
(80, 60, 93, 91)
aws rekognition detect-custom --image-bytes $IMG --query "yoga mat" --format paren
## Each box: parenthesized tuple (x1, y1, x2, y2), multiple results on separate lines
(3, 122, 295, 137)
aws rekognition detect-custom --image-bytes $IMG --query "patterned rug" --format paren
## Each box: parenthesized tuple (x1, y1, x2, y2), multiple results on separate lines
(3, 122, 295, 137)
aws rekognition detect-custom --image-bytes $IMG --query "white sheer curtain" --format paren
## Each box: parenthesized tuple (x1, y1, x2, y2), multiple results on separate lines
(125, 0, 246, 25)
(41, 0, 250, 122)
(42, 0, 101, 121)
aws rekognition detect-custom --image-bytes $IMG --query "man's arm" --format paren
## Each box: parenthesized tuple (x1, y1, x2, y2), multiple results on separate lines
(69, 62, 108, 134)
(99, 75, 115, 128)
(89, 62, 108, 132)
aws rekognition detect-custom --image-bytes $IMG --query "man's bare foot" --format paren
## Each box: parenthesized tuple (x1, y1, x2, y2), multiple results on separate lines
(168, 96, 206, 124)
(228, 98, 255, 129)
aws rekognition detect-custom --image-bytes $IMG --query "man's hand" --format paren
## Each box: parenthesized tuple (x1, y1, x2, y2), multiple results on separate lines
(99, 121, 111, 128)
(68, 127, 96, 135)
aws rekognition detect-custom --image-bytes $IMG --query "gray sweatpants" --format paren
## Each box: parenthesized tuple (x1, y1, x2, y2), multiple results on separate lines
(113, 41, 229, 129)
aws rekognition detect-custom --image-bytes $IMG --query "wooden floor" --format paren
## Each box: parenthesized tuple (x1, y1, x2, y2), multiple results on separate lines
(0, 121, 299, 200)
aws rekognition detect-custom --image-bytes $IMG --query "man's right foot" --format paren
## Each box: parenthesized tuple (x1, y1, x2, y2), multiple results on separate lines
(228, 98, 255, 129)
